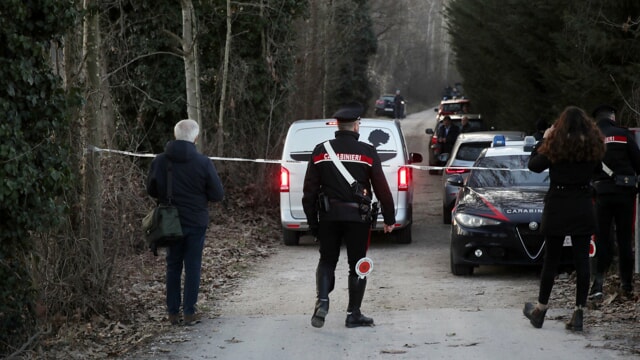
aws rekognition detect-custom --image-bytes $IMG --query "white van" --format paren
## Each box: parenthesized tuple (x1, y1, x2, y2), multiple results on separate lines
(279, 118, 422, 245)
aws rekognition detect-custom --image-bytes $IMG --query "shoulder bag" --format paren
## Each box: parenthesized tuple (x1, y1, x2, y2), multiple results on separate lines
(142, 160, 184, 255)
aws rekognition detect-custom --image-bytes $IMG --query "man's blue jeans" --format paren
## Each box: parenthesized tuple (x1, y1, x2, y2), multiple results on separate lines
(166, 225, 207, 316)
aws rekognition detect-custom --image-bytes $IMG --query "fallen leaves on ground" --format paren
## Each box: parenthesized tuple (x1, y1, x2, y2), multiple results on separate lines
(32, 206, 281, 359)
(550, 272, 639, 355)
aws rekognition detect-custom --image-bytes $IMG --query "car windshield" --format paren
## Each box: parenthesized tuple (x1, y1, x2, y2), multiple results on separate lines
(456, 142, 492, 161)
(451, 118, 483, 131)
(442, 103, 466, 112)
(467, 155, 550, 187)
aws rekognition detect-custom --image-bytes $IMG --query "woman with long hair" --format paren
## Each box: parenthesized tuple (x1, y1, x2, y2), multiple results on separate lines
(523, 106, 605, 331)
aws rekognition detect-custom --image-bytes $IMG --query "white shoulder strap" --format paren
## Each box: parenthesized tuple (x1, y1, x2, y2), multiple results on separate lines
(602, 162, 614, 177)
(323, 141, 356, 186)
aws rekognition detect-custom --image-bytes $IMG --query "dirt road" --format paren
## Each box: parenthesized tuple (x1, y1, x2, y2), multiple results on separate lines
(129, 110, 636, 359)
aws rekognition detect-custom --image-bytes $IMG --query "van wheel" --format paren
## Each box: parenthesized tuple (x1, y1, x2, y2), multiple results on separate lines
(283, 229, 300, 246)
(395, 224, 412, 244)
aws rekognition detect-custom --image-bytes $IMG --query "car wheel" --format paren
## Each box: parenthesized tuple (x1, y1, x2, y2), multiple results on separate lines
(450, 249, 473, 276)
(443, 203, 452, 224)
(283, 229, 300, 246)
(395, 224, 412, 244)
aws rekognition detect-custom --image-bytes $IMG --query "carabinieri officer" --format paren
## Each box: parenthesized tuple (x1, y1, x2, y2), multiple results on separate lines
(302, 101, 395, 329)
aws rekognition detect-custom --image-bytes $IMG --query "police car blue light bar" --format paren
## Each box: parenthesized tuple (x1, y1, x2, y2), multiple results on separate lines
(492, 135, 506, 147)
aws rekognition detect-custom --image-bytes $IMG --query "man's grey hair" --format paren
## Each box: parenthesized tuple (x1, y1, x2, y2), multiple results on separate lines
(174, 119, 199, 142)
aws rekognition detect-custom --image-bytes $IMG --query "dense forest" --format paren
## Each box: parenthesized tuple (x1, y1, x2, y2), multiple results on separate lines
(446, 0, 640, 132)
(1, 0, 639, 357)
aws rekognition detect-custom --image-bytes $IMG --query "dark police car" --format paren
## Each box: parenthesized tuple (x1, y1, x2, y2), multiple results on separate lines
(448, 136, 575, 276)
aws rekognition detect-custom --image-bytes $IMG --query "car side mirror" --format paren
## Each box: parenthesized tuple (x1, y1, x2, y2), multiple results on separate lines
(410, 153, 423, 164)
(425, 128, 434, 135)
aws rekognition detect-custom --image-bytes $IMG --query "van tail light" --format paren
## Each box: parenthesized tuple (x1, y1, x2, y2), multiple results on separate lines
(398, 166, 410, 191)
(445, 167, 470, 175)
(280, 166, 290, 192)
(431, 136, 438, 145)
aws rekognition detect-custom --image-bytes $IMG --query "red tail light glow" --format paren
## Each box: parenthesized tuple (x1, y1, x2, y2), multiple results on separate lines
(398, 166, 410, 191)
(445, 167, 470, 175)
(280, 167, 290, 192)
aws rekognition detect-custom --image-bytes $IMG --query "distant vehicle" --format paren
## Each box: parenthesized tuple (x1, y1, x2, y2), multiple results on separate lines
(375, 94, 406, 118)
(434, 97, 471, 119)
(439, 131, 526, 224)
(425, 114, 484, 175)
(280, 118, 422, 245)
(449, 136, 574, 276)
(374, 94, 395, 117)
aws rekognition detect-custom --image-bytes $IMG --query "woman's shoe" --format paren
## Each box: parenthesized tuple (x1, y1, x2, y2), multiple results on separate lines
(523, 302, 547, 329)
(565, 308, 583, 331)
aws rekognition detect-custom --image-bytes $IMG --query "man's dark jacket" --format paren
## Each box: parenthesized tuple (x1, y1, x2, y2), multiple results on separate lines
(592, 118, 640, 194)
(437, 123, 461, 154)
(147, 140, 224, 227)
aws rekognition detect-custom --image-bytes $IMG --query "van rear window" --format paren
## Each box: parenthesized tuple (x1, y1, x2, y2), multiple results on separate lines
(287, 126, 398, 162)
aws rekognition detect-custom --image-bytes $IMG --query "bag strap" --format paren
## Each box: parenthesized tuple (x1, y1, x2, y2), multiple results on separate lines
(601, 162, 614, 178)
(166, 160, 173, 205)
(323, 141, 357, 186)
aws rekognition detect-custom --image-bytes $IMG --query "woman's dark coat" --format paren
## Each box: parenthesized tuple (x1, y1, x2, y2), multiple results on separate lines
(528, 141, 601, 236)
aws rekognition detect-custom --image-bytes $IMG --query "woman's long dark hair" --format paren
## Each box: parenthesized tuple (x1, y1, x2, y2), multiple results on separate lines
(537, 106, 605, 163)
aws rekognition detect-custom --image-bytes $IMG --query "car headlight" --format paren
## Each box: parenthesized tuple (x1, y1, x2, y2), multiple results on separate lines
(454, 213, 501, 227)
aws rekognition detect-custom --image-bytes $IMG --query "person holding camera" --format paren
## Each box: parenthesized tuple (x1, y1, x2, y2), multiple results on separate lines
(302, 102, 395, 329)
(589, 104, 640, 300)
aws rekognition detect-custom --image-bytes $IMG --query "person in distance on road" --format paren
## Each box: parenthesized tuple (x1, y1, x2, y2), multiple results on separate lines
(524, 106, 605, 332)
(302, 101, 395, 329)
(436, 115, 460, 155)
(393, 89, 405, 119)
(460, 116, 472, 133)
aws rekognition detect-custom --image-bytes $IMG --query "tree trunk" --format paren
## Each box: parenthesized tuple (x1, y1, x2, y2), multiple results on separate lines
(216, 0, 232, 156)
(82, 0, 104, 262)
(181, 0, 202, 150)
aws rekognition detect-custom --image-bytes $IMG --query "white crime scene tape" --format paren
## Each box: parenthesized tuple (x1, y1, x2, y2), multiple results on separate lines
(87, 145, 539, 171)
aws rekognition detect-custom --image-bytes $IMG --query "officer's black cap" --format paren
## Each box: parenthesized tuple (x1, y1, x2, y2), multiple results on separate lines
(332, 101, 363, 122)
(591, 104, 616, 118)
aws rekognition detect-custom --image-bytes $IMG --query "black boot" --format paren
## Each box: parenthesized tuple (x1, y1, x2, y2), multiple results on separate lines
(523, 302, 547, 329)
(311, 299, 329, 328)
(311, 265, 334, 328)
(345, 275, 374, 328)
(565, 307, 583, 331)
(588, 273, 604, 300)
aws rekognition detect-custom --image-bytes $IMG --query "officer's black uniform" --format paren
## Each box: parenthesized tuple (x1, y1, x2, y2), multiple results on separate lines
(302, 102, 395, 329)
(590, 104, 640, 298)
